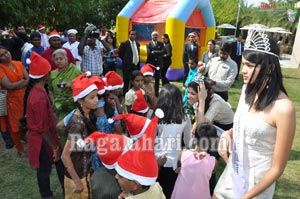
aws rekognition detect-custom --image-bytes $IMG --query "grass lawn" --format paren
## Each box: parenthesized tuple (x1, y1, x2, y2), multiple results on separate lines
(0, 68, 299, 199)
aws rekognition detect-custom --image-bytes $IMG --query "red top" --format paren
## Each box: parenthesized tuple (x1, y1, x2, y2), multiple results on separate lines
(42, 47, 75, 70)
(26, 86, 61, 168)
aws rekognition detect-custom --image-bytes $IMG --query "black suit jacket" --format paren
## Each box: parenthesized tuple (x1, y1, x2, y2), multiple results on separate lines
(118, 40, 140, 70)
(146, 40, 165, 67)
(183, 42, 199, 63)
(231, 41, 244, 60)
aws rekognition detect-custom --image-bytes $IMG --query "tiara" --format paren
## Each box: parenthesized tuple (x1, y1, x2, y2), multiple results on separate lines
(192, 75, 204, 85)
(244, 29, 279, 58)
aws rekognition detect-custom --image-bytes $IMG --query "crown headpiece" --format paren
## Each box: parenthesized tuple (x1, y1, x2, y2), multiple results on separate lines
(192, 75, 204, 85)
(244, 29, 279, 58)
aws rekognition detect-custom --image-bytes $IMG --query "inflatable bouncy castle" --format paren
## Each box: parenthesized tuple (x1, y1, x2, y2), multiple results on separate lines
(116, 0, 215, 81)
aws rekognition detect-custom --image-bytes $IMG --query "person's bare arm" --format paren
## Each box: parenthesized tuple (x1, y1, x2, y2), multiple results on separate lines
(61, 140, 84, 193)
(1, 75, 28, 90)
(241, 99, 295, 199)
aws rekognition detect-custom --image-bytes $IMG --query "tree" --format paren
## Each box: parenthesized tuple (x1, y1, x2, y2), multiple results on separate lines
(0, 0, 129, 33)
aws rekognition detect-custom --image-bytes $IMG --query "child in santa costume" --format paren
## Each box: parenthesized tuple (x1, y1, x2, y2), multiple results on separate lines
(115, 109, 166, 199)
(140, 63, 158, 109)
(84, 132, 132, 199)
(61, 72, 99, 199)
(124, 70, 150, 116)
(103, 71, 124, 114)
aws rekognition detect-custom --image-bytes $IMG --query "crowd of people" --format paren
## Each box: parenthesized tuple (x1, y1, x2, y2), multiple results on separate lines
(0, 23, 296, 199)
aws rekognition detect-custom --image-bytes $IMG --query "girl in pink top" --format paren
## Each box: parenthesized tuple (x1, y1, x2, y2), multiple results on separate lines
(171, 123, 217, 199)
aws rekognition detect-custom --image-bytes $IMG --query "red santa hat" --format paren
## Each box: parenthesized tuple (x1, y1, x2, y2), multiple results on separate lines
(115, 109, 164, 186)
(38, 24, 45, 30)
(48, 29, 61, 40)
(131, 90, 149, 114)
(27, 52, 51, 79)
(140, 63, 159, 76)
(89, 76, 106, 95)
(85, 132, 132, 169)
(188, 32, 197, 38)
(112, 113, 150, 140)
(72, 71, 98, 102)
(103, 71, 124, 91)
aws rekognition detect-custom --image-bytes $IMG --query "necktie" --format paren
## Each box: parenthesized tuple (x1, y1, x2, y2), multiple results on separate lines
(237, 42, 240, 56)
(131, 42, 139, 65)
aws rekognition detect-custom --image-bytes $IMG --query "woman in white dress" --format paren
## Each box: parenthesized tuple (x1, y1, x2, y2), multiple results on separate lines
(213, 29, 296, 199)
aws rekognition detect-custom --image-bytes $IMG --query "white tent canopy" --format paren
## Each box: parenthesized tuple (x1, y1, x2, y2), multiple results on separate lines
(240, 24, 269, 30)
(217, 23, 236, 29)
(266, 27, 293, 34)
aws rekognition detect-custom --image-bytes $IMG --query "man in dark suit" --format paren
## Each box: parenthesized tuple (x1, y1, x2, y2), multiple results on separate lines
(183, 32, 199, 84)
(119, 30, 140, 96)
(231, 35, 244, 80)
(146, 31, 165, 97)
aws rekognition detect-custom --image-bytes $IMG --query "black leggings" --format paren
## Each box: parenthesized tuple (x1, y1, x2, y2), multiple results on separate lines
(157, 167, 178, 199)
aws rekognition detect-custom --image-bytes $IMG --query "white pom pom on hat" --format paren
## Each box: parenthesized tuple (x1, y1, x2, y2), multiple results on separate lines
(155, 108, 164, 119)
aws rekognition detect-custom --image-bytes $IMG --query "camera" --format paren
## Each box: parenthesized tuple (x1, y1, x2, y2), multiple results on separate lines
(85, 23, 99, 39)
(57, 83, 66, 88)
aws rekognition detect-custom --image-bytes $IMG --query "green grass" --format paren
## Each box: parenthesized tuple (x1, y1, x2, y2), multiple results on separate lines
(0, 68, 299, 199)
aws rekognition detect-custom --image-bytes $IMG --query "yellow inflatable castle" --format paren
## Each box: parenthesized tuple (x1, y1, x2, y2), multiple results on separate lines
(116, 0, 216, 80)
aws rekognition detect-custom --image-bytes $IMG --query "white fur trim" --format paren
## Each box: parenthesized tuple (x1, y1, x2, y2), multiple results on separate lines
(142, 72, 154, 76)
(102, 161, 117, 170)
(130, 119, 151, 140)
(106, 83, 124, 91)
(115, 163, 157, 186)
(155, 109, 164, 119)
(136, 106, 149, 114)
(97, 88, 106, 95)
(49, 34, 60, 39)
(29, 74, 46, 79)
(73, 84, 97, 102)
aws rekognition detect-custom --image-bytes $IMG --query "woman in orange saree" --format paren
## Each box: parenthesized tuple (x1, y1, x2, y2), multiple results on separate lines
(0, 45, 29, 157)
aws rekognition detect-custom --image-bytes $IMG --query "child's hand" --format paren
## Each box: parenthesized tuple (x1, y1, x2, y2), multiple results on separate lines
(118, 191, 129, 199)
(197, 61, 205, 72)
(157, 155, 167, 166)
(174, 166, 181, 173)
(218, 130, 232, 163)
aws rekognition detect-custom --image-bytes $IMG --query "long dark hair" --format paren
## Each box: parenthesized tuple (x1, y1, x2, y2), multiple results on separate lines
(163, 33, 171, 44)
(242, 36, 286, 111)
(103, 92, 115, 118)
(187, 80, 213, 113)
(73, 101, 97, 134)
(154, 84, 186, 124)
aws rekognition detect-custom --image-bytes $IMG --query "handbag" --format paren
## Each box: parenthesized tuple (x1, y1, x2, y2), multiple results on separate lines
(0, 89, 8, 116)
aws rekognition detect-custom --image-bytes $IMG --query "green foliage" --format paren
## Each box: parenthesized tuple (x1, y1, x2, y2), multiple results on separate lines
(0, 0, 128, 32)
(211, 0, 239, 25)
(212, 0, 299, 34)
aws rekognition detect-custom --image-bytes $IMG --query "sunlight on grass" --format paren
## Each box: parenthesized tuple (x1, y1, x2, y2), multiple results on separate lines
(0, 68, 299, 199)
